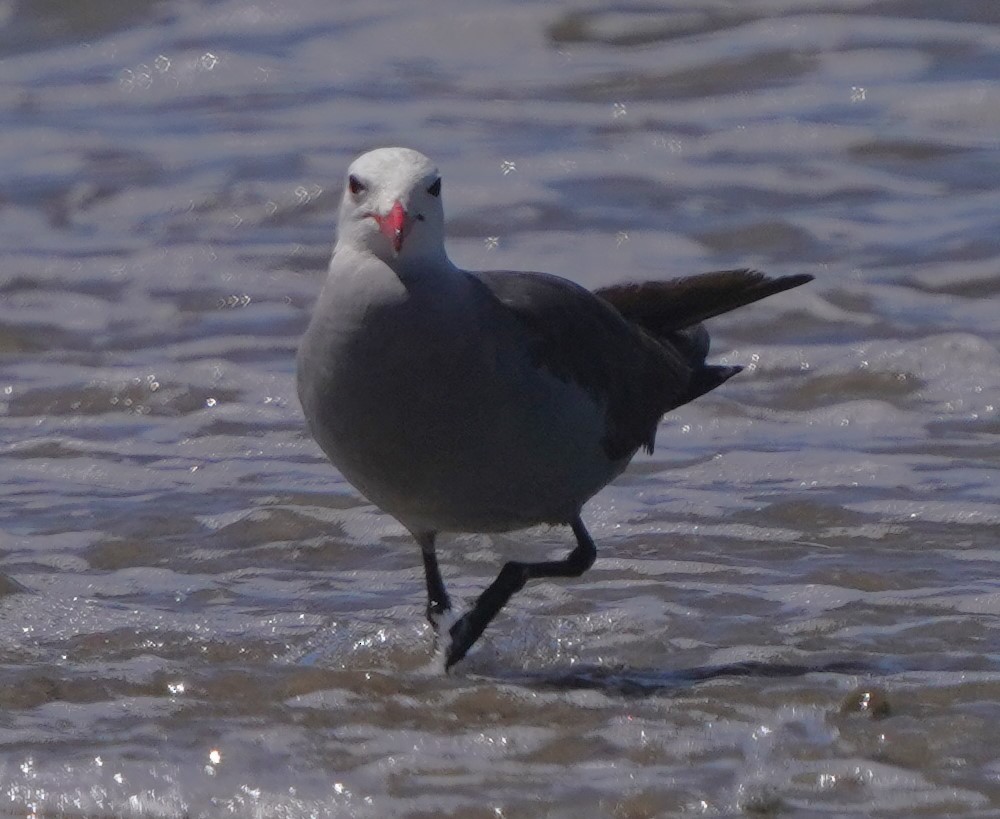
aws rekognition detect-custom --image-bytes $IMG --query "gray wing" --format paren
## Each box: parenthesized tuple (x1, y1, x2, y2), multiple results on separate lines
(470, 270, 714, 461)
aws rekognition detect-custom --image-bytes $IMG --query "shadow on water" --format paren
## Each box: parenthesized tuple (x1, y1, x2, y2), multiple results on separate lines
(486, 658, 885, 698)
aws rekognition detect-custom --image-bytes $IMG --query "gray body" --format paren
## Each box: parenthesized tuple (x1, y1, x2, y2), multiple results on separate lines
(297, 247, 627, 535)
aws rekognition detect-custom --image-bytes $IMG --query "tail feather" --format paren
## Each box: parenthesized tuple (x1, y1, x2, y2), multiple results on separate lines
(593, 269, 811, 457)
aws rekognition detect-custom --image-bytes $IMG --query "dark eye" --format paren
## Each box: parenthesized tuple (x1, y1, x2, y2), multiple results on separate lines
(348, 174, 366, 195)
(427, 178, 441, 197)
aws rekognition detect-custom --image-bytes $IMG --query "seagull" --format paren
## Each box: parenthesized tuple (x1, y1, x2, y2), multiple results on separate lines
(297, 147, 811, 669)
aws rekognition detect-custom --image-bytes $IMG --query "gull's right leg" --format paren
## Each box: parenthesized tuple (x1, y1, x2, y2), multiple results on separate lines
(416, 531, 451, 630)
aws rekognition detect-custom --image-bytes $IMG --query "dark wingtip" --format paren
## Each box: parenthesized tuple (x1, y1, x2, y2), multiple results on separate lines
(716, 365, 744, 386)
(745, 270, 814, 296)
(689, 364, 743, 402)
(595, 269, 814, 336)
(777, 272, 814, 287)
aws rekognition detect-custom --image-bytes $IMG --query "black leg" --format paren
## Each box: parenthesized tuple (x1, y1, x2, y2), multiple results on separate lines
(446, 515, 596, 669)
(417, 532, 451, 628)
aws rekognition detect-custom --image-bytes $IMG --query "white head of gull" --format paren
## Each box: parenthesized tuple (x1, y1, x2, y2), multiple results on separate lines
(297, 146, 812, 669)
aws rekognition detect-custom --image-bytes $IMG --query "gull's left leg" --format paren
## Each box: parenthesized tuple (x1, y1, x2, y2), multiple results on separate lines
(445, 516, 596, 669)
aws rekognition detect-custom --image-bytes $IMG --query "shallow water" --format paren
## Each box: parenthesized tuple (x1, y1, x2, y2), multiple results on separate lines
(1, 0, 998, 815)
